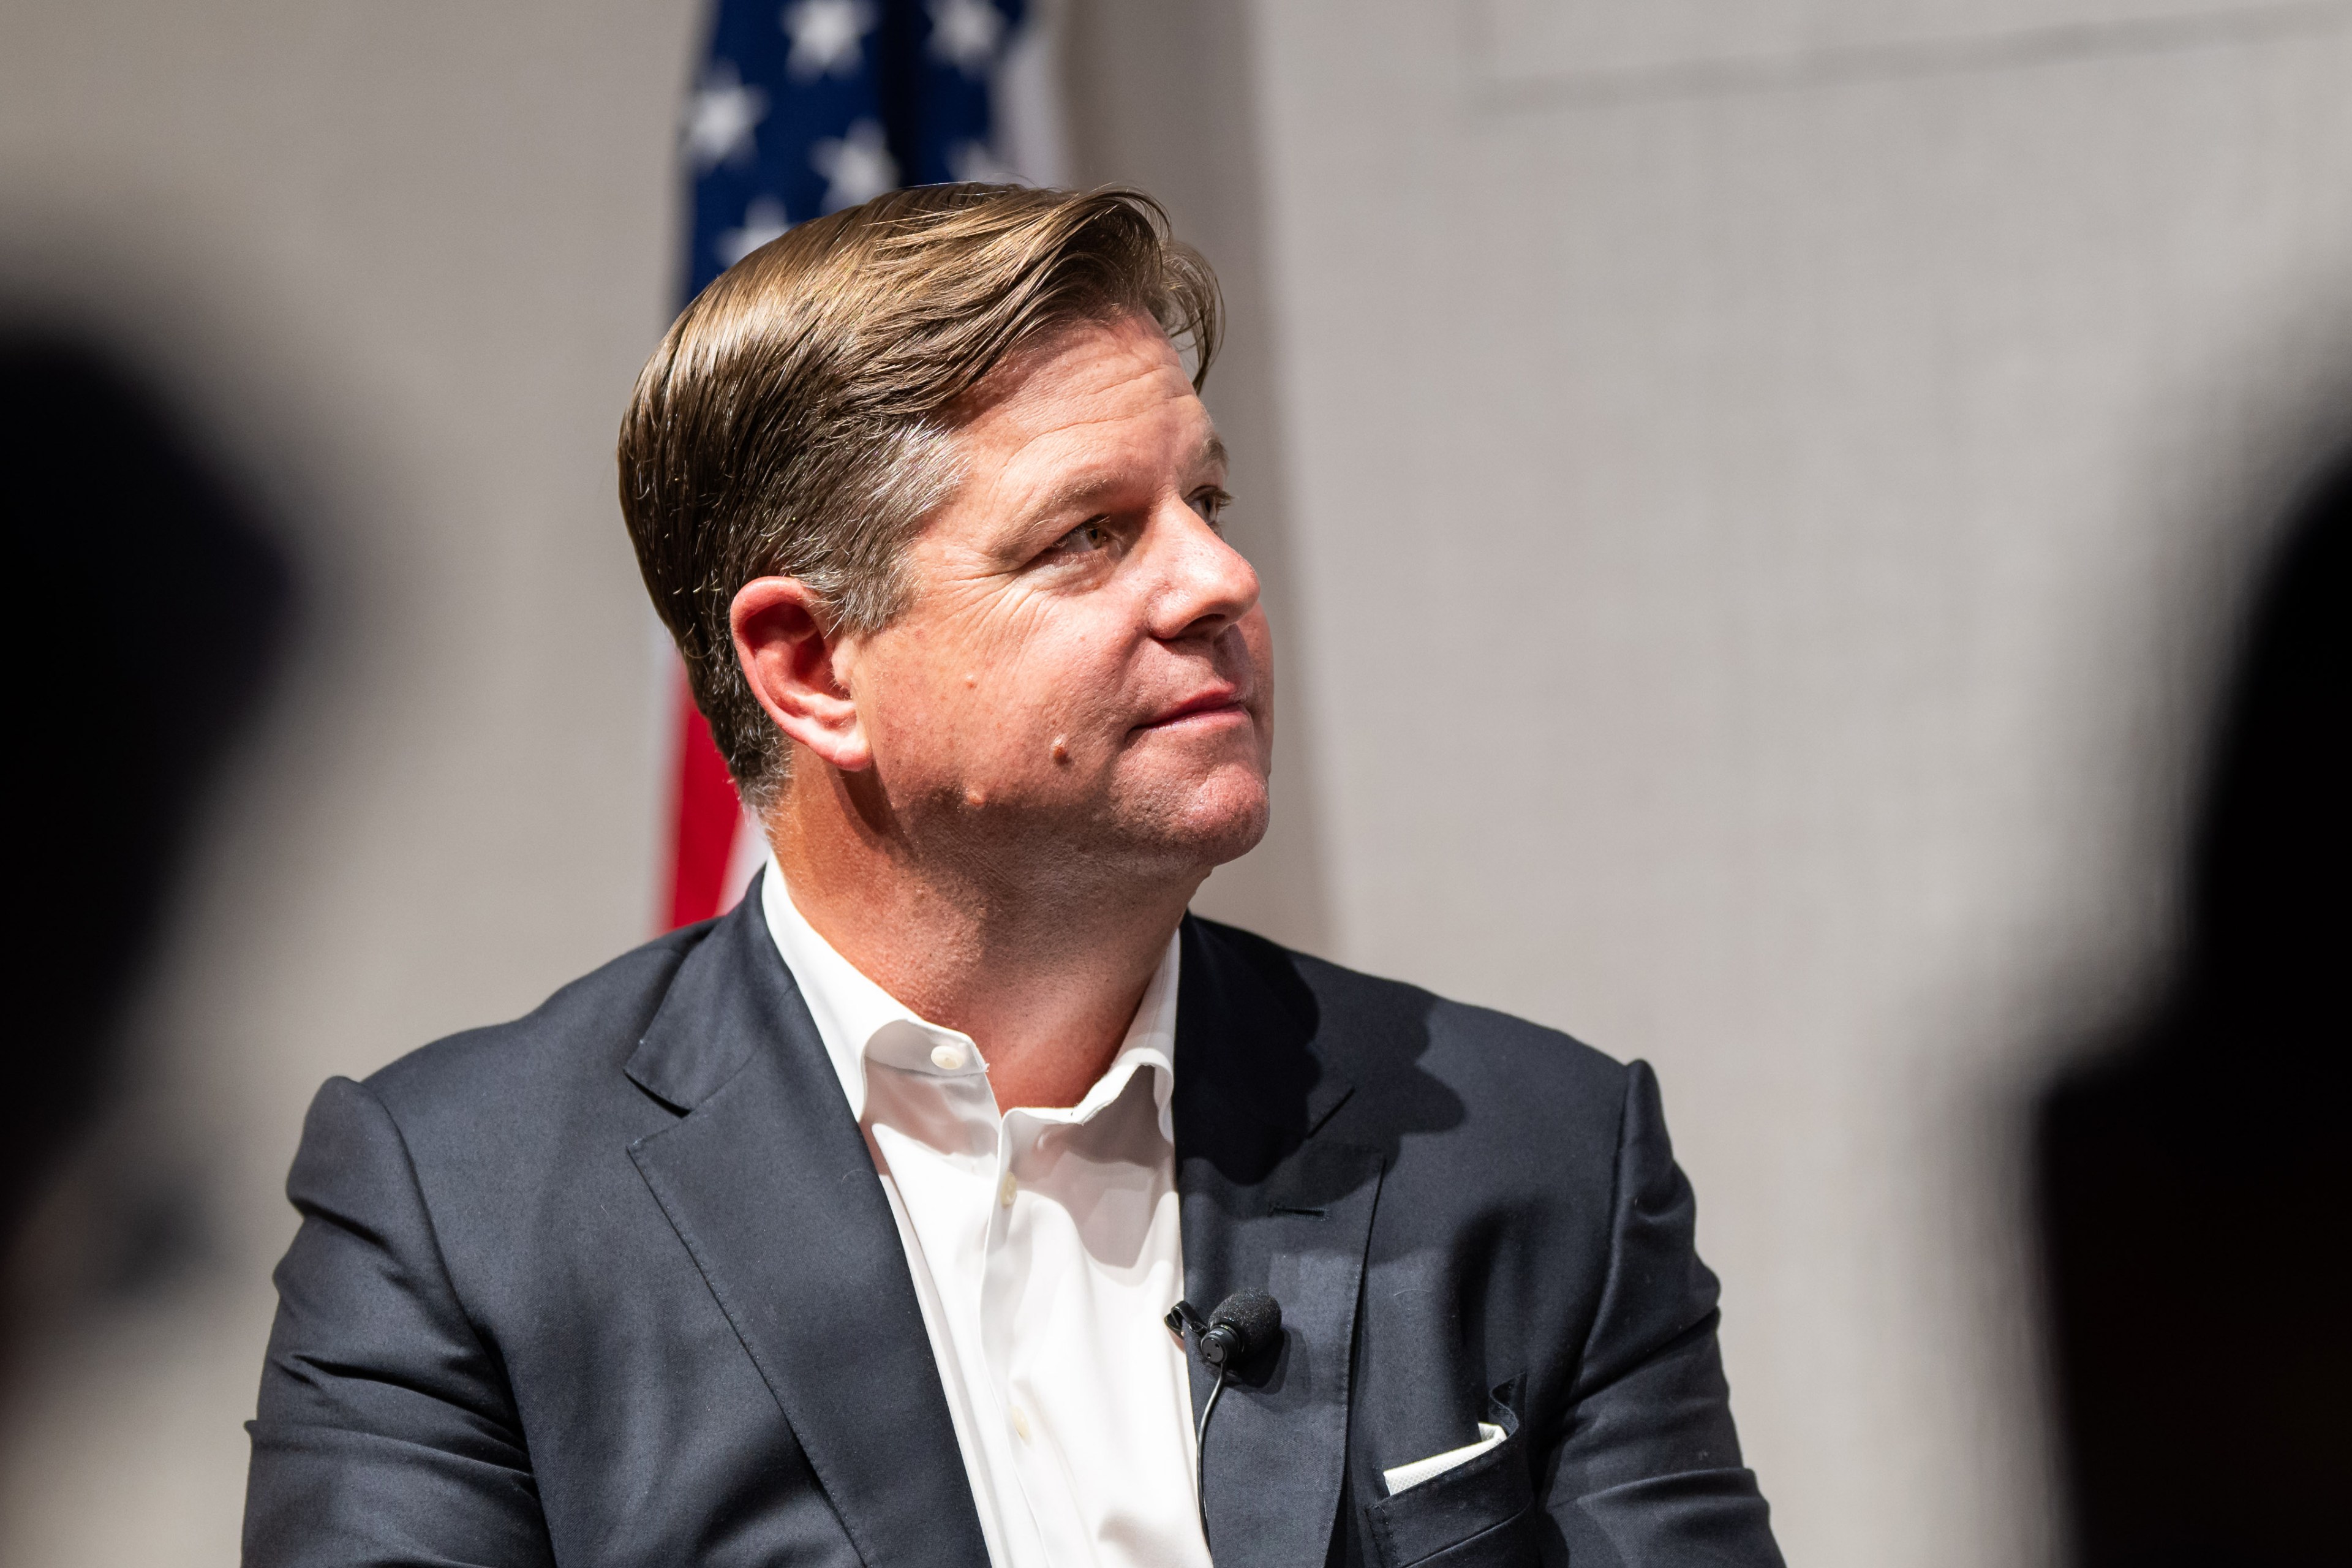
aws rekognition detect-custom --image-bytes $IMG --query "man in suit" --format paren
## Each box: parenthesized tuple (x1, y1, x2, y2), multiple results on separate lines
(244, 184, 1783, 1568)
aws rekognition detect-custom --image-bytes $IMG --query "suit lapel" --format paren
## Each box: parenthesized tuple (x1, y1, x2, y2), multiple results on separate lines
(624, 881, 988, 1568)
(1176, 918, 1384, 1568)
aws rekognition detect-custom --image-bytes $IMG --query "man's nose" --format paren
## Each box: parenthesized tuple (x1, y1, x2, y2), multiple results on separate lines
(1149, 499, 1261, 641)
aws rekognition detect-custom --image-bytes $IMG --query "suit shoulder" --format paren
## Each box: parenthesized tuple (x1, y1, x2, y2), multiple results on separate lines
(362, 921, 713, 1117)
(1187, 915, 1629, 1102)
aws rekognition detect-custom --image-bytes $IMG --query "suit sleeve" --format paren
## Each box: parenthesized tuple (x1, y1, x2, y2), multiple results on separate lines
(244, 1076, 557, 1568)
(1540, 1061, 1785, 1567)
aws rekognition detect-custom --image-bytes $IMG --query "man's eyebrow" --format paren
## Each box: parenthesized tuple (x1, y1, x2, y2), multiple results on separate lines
(1197, 430, 1229, 476)
(1022, 431, 1232, 521)
(1025, 467, 1123, 521)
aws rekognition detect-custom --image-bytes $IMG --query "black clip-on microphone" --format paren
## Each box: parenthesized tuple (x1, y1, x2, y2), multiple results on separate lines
(1165, 1289, 1283, 1550)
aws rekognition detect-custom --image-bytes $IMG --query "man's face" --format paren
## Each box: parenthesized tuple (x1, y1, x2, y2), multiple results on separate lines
(831, 311, 1273, 880)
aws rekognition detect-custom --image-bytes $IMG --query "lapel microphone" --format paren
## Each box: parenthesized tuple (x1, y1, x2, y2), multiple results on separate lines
(1166, 1291, 1284, 1551)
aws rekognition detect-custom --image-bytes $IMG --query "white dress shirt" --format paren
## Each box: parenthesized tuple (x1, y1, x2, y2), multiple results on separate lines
(760, 861, 1211, 1568)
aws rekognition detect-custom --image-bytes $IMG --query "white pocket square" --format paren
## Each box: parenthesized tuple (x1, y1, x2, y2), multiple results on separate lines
(1381, 1421, 1507, 1496)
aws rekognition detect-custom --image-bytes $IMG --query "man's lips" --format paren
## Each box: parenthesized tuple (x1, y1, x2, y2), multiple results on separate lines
(1136, 688, 1250, 731)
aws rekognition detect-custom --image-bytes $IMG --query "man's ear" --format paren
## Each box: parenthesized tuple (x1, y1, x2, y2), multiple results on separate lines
(731, 576, 873, 772)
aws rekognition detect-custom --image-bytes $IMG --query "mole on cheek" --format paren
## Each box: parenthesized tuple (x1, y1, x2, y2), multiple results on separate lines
(964, 786, 986, 808)
(964, 673, 978, 688)
(1050, 736, 1070, 765)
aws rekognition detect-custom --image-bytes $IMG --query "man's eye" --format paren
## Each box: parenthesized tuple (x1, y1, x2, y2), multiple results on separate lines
(1053, 520, 1114, 554)
(1191, 488, 1232, 527)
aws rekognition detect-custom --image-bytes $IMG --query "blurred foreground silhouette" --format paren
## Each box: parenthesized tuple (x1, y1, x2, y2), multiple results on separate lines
(2037, 451, 2351, 1568)
(1, 331, 290, 1260)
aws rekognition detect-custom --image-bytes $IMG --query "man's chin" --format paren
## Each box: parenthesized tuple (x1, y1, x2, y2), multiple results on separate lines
(1125, 768, 1271, 871)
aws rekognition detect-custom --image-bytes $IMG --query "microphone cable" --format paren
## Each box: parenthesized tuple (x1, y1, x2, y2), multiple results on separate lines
(1165, 1290, 1283, 1553)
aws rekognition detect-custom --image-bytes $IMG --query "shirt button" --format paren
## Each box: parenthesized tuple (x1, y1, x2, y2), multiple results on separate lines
(998, 1172, 1017, 1208)
(1010, 1404, 1031, 1442)
(929, 1043, 966, 1072)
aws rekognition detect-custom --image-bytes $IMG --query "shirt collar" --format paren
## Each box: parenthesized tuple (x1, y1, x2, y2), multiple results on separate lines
(760, 856, 1181, 1140)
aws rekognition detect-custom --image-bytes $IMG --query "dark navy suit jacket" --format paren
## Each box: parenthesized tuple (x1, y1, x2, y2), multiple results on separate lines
(244, 880, 1782, 1567)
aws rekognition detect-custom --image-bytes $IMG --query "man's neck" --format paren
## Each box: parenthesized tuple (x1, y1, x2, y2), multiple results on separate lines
(766, 771, 1201, 1112)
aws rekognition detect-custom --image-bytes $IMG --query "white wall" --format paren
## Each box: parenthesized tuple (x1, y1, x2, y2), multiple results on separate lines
(2, 1, 2348, 1564)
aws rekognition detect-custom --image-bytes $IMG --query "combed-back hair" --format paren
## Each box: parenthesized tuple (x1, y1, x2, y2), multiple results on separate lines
(619, 183, 1223, 811)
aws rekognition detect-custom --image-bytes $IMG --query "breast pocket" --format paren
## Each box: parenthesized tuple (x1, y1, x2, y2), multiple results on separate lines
(1364, 1382, 1540, 1568)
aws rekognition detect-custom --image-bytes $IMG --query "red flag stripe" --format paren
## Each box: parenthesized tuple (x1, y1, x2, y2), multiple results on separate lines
(664, 664, 748, 929)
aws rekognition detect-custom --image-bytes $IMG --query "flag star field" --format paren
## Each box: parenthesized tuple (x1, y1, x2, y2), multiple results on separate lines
(684, 0, 1028, 301)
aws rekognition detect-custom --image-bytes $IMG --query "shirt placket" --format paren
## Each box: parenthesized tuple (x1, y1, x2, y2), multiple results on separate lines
(986, 1102, 1105, 1562)
(872, 1028, 1046, 1564)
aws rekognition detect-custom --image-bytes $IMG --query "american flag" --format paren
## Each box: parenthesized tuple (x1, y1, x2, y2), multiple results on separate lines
(662, 0, 1065, 929)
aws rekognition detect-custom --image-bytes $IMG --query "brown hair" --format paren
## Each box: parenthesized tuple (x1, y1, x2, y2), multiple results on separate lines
(618, 183, 1222, 810)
